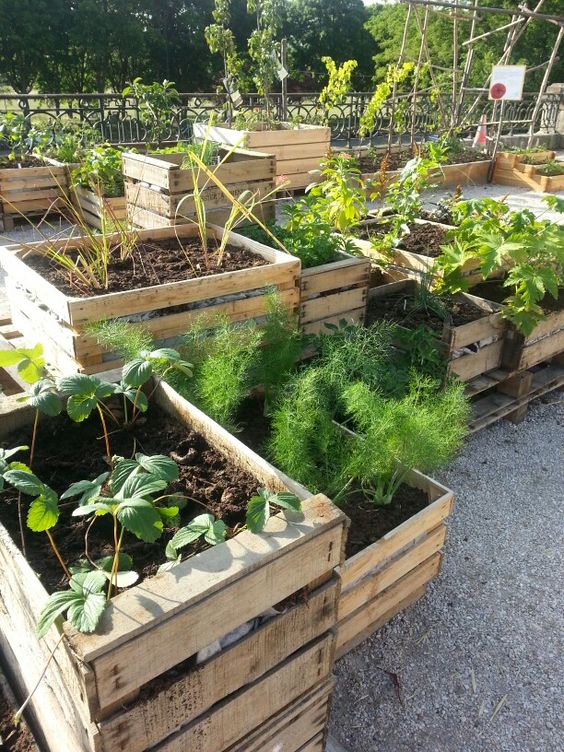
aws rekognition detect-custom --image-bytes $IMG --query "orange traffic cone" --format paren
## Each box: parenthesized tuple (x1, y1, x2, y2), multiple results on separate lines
(472, 113, 488, 151)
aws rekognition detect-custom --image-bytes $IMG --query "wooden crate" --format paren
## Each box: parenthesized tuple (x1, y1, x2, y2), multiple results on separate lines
(300, 251, 371, 335)
(368, 280, 507, 382)
(336, 469, 453, 658)
(466, 359, 564, 432)
(123, 146, 276, 229)
(493, 151, 564, 192)
(0, 224, 300, 374)
(72, 185, 126, 230)
(194, 122, 331, 191)
(225, 679, 334, 752)
(502, 307, 564, 371)
(0, 380, 347, 752)
(0, 157, 72, 230)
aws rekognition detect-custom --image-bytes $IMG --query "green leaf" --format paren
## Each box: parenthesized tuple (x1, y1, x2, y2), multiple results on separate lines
(118, 473, 167, 500)
(66, 394, 99, 422)
(169, 512, 226, 551)
(0, 446, 28, 473)
(38, 571, 108, 638)
(246, 489, 270, 533)
(96, 553, 134, 573)
(0, 344, 45, 384)
(109, 458, 139, 492)
(3, 469, 44, 496)
(117, 498, 163, 542)
(113, 381, 149, 412)
(27, 488, 60, 531)
(21, 379, 62, 416)
(268, 492, 302, 513)
(60, 473, 109, 504)
(122, 358, 153, 388)
(135, 454, 179, 483)
(71, 501, 113, 517)
(57, 373, 100, 396)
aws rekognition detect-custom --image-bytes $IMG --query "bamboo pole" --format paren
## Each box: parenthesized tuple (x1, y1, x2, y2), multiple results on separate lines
(452, 0, 459, 128)
(410, 5, 430, 147)
(387, 2, 413, 150)
(399, 0, 563, 23)
(526, 25, 564, 146)
(453, 0, 479, 129)
(412, 4, 449, 130)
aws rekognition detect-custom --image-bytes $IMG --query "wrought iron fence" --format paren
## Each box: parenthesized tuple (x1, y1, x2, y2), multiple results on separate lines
(0, 90, 559, 147)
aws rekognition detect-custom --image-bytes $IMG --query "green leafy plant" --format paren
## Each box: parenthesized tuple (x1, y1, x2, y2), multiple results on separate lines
(304, 153, 368, 234)
(0, 113, 30, 162)
(122, 78, 180, 147)
(535, 160, 564, 177)
(246, 488, 301, 532)
(72, 145, 125, 198)
(359, 63, 414, 138)
(317, 57, 358, 126)
(246, 0, 283, 119)
(0, 344, 46, 384)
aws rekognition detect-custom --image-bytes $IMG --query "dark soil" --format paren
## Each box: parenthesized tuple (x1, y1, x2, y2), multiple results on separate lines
(0, 406, 260, 593)
(366, 289, 484, 331)
(340, 484, 428, 557)
(0, 686, 37, 752)
(22, 239, 269, 298)
(356, 220, 449, 257)
(358, 146, 487, 173)
(0, 156, 46, 170)
(471, 281, 564, 315)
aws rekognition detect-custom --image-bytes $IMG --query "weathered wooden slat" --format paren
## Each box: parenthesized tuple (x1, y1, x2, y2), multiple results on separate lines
(97, 578, 339, 751)
(336, 554, 442, 657)
(152, 635, 335, 752)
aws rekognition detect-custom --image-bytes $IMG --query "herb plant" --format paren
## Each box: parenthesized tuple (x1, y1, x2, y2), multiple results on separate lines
(122, 78, 180, 147)
(72, 145, 125, 197)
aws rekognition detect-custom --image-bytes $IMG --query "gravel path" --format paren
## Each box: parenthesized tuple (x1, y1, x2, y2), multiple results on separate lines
(329, 397, 564, 752)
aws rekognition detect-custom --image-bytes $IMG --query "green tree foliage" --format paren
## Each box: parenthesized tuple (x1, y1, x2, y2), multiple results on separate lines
(365, 0, 564, 91)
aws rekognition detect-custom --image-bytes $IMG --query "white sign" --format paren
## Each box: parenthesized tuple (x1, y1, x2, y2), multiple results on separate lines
(489, 65, 526, 101)
(271, 52, 288, 81)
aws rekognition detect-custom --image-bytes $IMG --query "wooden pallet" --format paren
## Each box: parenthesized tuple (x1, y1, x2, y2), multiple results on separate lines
(467, 359, 564, 432)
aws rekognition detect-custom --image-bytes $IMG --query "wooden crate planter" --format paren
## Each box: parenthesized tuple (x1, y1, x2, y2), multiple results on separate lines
(0, 157, 72, 231)
(368, 280, 507, 382)
(355, 147, 490, 194)
(0, 380, 347, 752)
(72, 185, 127, 230)
(123, 146, 276, 229)
(493, 151, 564, 192)
(352, 218, 491, 287)
(0, 225, 300, 374)
(501, 307, 564, 371)
(194, 122, 331, 191)
(300, 251, 371, 335)
(336, 469, 453, 658)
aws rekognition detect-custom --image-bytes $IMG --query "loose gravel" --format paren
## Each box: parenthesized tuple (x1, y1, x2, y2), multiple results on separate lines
(329, 397, 564, 752)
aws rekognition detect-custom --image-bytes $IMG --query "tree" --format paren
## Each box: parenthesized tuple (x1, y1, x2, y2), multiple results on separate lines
(284, 0, 376, 88)
(0, 0, 55, 93)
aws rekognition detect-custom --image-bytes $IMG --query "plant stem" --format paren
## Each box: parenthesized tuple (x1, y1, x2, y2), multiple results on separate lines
(13, 632, 65, 727)
(17, 493, 27, 557)
(45, 529, 71, 579)
(107, 521, 125, 601)
(29, 410, 40, 468)
(96, 403, 112, 461)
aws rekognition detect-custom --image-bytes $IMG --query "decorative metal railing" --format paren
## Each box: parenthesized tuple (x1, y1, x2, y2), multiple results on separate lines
(0, 90, 559, 146)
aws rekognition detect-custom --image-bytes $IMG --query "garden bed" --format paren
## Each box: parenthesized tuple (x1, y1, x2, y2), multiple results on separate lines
(0, 156, 72, 231)
(352, 218, 487, 287)
(0, 669, 40, 752)
(236, 398, 455, 658)
(0, 224, 300, 374)
(472, 281, 564, 371)
(72, 185, 126, 230)
(123, 146, 276, 228)
(193, 122, 331, 190)
(493, 151, 564, 193)
(0, 380, 347, 752)
(366, 279, 506, 381)
(355, 146, 490, 192)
